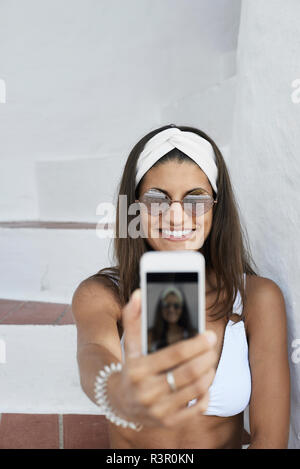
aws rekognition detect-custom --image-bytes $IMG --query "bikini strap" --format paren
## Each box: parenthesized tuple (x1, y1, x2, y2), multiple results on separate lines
(233, 273, 246, 316)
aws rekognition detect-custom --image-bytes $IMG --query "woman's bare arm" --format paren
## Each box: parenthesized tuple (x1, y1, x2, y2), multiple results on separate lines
(245, 276, 290, 449)
(72, 278, 123, 406)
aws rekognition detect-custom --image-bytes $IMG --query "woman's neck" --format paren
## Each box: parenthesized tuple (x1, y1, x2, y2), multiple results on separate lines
(166, 322, 181, 332)
(206, 268, 218, 292)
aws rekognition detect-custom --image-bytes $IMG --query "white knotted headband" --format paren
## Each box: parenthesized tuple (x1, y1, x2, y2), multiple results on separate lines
(161, 286, 183, 303)
(135, 127, 218, 193)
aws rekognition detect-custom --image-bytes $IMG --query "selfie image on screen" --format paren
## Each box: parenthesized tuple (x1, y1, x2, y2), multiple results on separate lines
(147, 272, 199, 353)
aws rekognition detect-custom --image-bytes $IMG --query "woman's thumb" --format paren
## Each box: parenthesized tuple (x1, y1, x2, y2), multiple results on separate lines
(123, 289, 142, 359)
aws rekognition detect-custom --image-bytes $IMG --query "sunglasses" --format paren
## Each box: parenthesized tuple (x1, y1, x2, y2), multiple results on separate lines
(136, 188, 217, 217)
(162, 301, 182, 310)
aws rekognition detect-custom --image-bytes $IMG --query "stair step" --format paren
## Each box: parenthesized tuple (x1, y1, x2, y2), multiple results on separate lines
(0, 226, 113, 303)
(0, 324, 103, 414)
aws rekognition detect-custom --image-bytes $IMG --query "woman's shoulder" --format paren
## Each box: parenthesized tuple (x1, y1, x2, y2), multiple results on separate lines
(90, 266, 120, 286)
(72, 267, 122, 321)
(244, 273, 284, 298)
(85, 267, 120, 293)
(244, 274, 286, 334)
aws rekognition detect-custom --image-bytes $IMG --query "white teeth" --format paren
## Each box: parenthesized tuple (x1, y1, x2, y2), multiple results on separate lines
(161, 229, 192, 238)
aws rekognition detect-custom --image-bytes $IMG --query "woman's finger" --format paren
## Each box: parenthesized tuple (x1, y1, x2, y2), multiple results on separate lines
(123, 289, 142, 359)
(151, 368, 215, 420)
(133, 358, 216, 412)
(160, 348, 217, 393)
(132, 330, 217, 378)
(163, 391, 211, 427)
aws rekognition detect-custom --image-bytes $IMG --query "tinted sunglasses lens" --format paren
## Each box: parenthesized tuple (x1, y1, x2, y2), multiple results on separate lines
(141, 195, 169, 215)
(183, 196, 213, 216)
(163, 302, 181, 310)
(140, 193, 214, 216)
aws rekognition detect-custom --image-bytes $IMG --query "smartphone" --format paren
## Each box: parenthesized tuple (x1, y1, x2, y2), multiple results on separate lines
(140, 250, 205, 355)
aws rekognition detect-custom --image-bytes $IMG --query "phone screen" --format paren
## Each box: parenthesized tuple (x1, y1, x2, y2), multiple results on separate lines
(146, 272, 199, 353)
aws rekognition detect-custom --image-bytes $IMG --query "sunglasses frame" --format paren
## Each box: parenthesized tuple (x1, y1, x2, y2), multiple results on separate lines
(162, 301, 182, 310)
(135, 189, 218, 216)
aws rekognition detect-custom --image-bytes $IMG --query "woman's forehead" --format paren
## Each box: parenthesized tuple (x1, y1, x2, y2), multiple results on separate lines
(140, 160, 212, 194)
(164, 292, 180, 300)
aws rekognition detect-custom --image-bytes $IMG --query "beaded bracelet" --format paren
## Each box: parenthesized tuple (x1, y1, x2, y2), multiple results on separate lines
(94, 362, 143, 431)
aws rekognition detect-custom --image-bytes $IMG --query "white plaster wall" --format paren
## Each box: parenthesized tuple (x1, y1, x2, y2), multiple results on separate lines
(0, 0, 255, 430)
(0, 0, 241, 222)
(0, 227, 114, 303)
(229, 0, 300, 449)
(0, 325, 103, 414)
(0, 0, 241, 302)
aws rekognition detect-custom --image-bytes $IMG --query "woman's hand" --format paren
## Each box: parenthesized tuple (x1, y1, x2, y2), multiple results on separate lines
(106, 289, 217, 429)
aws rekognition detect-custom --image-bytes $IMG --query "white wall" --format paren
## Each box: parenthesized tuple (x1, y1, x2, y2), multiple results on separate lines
(0, 0, 241, 222)
(229, 0, 300, 449)
(0, 228, 114, 303)
(0, 325, 103, 414)
(1, 2, 298, 446)
(0, 0, 242, 303)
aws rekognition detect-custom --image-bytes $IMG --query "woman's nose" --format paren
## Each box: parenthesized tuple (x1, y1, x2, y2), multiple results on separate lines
(170, 202, 194, 230)
(166, 202, 185, 226)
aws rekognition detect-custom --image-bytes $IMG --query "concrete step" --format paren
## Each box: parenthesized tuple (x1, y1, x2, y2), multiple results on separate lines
(0, 323, 102, 414)
(0, 225, 114, 304)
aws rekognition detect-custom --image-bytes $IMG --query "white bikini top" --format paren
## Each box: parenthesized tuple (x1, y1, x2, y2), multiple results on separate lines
(119, 272, 251, 418)
(189, 272, 251, 416)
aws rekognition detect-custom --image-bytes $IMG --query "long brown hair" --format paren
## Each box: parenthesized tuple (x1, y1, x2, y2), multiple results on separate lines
(91, 124, 258, 322)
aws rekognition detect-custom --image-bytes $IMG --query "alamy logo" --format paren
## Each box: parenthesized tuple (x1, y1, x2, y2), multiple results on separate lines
(0, 338, 6, 364)
(0, 78, 6, 103)
(291, 79, 300, 104)
(291, 338, 300, 364)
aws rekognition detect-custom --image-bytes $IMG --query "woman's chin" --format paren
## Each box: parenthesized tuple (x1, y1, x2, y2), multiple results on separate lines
(151, 239, 204, 251)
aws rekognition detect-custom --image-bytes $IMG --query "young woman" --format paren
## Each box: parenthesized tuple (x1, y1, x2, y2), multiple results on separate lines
(72, 124, 290, 449)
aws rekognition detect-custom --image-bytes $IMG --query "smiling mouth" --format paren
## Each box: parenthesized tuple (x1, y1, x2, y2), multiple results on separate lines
(158, 228, 196, 241)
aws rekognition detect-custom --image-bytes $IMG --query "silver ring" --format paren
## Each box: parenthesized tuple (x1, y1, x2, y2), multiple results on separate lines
(166, 370, 177, 392)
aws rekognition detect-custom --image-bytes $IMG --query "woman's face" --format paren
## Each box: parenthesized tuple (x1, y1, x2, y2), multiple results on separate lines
(161, 293, 183, 323)
(138, 160, 215, 252)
